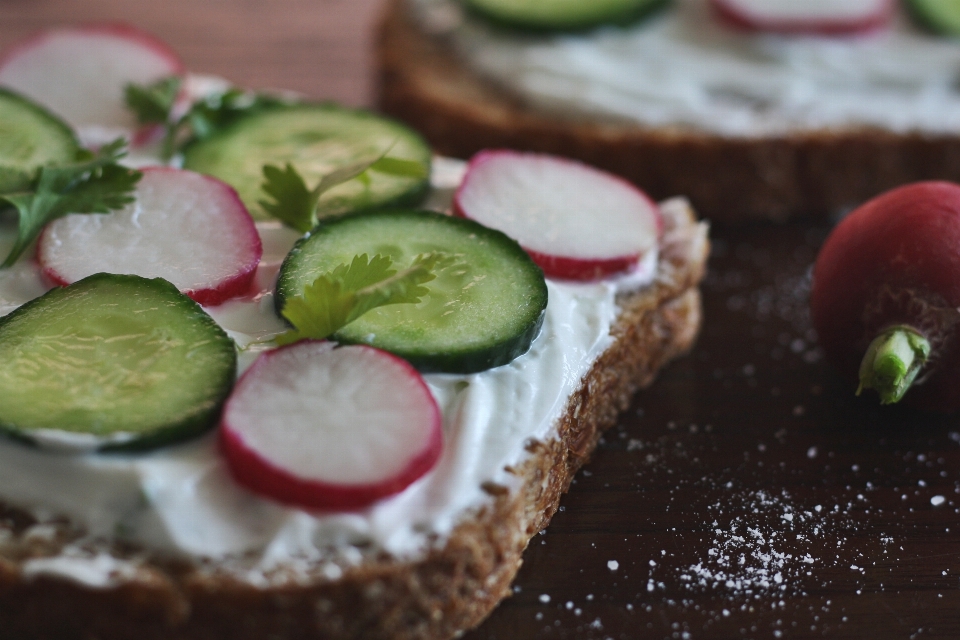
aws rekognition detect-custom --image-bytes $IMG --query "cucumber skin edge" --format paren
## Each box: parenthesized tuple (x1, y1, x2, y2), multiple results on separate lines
(334, 307, 546, 374)
(180, 101, 434, 220)
(0, 273, 238, 453)
(274, 209, 549, 375)
(0, 87, 81, 166)
(463, 0, 672, 33)
(904, 0, 960, 36)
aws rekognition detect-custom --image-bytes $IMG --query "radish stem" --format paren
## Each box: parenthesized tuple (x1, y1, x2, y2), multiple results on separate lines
(857, 325, 930, 404)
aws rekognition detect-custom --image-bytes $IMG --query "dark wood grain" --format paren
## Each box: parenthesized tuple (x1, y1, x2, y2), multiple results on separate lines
(3, 2, 960, 638)
(465, 222, 960, 640)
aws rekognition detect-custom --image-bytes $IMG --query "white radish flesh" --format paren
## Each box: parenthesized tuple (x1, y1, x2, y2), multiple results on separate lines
(711, 0, 893, 33)
(454, 150, 660, 281)
(220, 341, 443, 511)
(38, 167, 262, 306)
(0, 24, 183, 141)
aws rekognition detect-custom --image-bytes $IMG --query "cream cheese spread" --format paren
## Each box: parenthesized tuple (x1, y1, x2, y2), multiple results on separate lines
(0, 151, 666, 586)
(414, 0, 960, 137)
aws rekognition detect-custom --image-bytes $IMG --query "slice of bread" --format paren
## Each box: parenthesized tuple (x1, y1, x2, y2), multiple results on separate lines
(0, 197, 707, 640)
(377, 0, 960, 223)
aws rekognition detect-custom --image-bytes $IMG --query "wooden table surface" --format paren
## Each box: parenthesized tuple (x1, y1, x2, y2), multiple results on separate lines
(3, 2, 960, 639)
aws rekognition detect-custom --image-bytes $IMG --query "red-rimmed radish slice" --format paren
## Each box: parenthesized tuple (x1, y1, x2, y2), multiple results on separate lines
(38, 167, 261, 306)
(0, 24, 184, 145)
(454, 150, 660, 282)
(220, 341, 443, 511)
(710, 0, 894, 34)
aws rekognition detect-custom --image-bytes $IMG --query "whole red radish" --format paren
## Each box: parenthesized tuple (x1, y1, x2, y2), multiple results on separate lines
(221, 341, 443, 511)
(710, 0, 894, 35)
(810, 181, 960, 412)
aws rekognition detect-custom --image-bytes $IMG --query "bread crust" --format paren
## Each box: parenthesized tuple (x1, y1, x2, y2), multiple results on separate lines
(376, 0, 960, 222)
(0, 203, 707, 640)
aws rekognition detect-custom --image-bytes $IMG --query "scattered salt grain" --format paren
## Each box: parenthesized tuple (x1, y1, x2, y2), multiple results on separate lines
(539, 594, 550, 604)
(607, 560, 619, 571)
(321, 563, 343, 580)
(931, 495, 946, 507)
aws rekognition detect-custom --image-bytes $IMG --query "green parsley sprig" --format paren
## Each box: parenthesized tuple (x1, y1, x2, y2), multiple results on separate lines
(0, 139, 141, 267)
(276, 252, 455, 346)
(259, 155, 429, 233)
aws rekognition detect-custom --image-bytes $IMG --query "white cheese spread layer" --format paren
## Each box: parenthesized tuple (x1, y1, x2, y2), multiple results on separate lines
(413, 0, 960, 137)
(0, 156, 668, 585)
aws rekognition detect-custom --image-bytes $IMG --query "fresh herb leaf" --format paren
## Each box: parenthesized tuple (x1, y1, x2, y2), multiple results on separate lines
(369, 156, 430, 179)
(259, 153, 429, 233)
(276, 252, 454, 345)
(0, 140, 141, 267)
(259, 157, 384, 233)
(259, 163, 315, 232)
(125, 76, 182, 126)
(0, 165, 33, 195)
(182, 88, 279, 139)
(124, 77, 290, 160)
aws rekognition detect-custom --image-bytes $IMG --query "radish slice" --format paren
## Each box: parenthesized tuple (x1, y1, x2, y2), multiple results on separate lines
(0, 24, 184, 145)
(454, 150, 660, 281)
(38, 167, 262, 306)
(710, 0, 894, 34)
(220, 341, 443, 511)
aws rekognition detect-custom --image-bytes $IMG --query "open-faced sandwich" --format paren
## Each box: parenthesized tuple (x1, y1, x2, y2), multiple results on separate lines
(0, 24, 708, 640)
(378, 0, 960, 222)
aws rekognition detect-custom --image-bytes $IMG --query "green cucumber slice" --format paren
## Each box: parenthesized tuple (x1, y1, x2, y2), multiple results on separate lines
(465, 0, 670, 31)
(275, 210, 548, 374)
(0, 273, 236, 451)
(906, 0, 960, 36)
(181, 104, 432, 222)
(0, 88, 80, 174)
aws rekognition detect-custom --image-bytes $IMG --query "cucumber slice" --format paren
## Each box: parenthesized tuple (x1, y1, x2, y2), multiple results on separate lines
(906, 0, 960, 36)
(0, 88, 79, 173)
(0, 273, 236, 451)
(275, 210, 548, 374)
(181, 104, 432, 222)
(465, 0, 670, 31)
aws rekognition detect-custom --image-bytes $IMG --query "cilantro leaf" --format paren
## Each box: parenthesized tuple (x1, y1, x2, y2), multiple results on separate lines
(259, 163, 315, 232)
(259, 153, 428, 233)
(259, 158, 380, 233)
(0, 140, 141, 267)
(333, 252, 397, 292)
(125, 77, 290, 160)
(369, 156, 430, 179)
(181, 88, 279, 139)
(0, 165, 33, 195)
(276, 252, 453, 346)
(125, 76, 182, 126)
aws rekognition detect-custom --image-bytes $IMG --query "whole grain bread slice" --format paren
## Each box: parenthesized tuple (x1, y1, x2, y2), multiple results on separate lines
(0, 199, 707, 640)
(376, 0, 960, 223)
